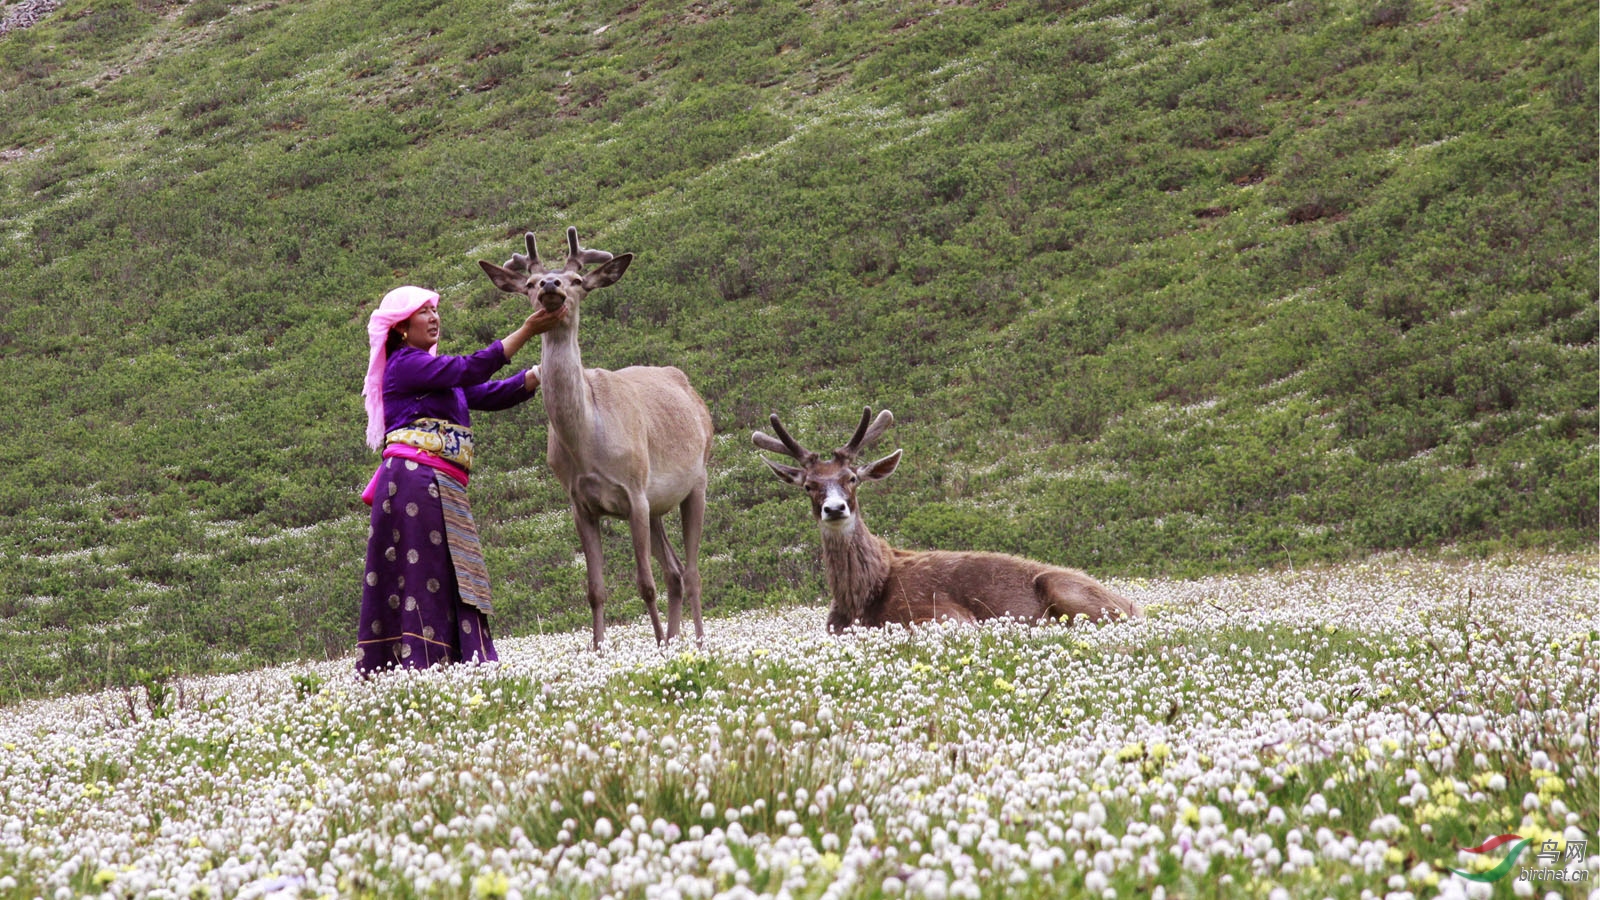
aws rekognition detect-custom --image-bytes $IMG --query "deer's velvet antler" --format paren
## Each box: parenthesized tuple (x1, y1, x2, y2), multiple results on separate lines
(563, 226, 615, 272)
(500, 227, 616, 277)
(499, 232, 545, 277)
(753, 413, 817, 464)
(837, 407, 893, 461)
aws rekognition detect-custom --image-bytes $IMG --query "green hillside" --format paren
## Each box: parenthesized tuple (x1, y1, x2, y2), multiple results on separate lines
(0, 0, 1594, 701)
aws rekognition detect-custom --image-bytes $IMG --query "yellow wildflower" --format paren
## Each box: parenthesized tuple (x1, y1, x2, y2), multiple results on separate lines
(1531, 768, 1565, 797)
(471, 872, 510, 899)
(1461, 852, 1499, 874)
(1515, 818, 1561, 851)
(1413, 802, 1458, 824)
(1428, 779, 1461, 807)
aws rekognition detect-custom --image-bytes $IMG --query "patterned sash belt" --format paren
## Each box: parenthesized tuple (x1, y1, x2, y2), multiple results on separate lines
(385, 418, 475, 472)
(435, 472, 493, 616)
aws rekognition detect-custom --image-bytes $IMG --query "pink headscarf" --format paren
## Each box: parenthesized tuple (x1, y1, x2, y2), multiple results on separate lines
(363, 286, 440, 450)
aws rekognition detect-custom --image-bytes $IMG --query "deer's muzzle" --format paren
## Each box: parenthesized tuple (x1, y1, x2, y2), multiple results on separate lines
(535, 289, 566, 313)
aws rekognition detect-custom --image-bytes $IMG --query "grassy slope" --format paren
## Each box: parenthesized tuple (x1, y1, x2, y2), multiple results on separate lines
(0, 0, 1594, 700)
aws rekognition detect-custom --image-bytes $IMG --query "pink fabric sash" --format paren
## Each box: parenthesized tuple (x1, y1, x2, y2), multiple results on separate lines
(361, 445, 470, 506)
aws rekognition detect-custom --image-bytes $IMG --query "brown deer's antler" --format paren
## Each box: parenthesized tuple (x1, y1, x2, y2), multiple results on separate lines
(753, 413, 817, 463)
(564, 226, 615, 272)
(500, 232, 546, 277)
(837, 407, 894, 460)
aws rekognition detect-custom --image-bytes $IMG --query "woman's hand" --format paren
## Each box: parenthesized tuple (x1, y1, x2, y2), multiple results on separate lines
(523, 305, 567, 335)
(502, 305, 568, 359)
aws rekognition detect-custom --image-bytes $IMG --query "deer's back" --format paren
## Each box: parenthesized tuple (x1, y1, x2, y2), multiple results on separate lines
(595, 365, 711, 451)
(869, 549, 1137, 626)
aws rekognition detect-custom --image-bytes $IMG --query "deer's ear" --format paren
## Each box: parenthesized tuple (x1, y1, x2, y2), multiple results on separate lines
(582, 253, 632, 290)
(479, 260, 528, 294)
(859, 449, 902, 482)
(762, 458, 806, 486)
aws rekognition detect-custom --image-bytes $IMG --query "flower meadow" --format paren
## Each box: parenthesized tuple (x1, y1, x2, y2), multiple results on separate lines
(1, 556, 1596, 900)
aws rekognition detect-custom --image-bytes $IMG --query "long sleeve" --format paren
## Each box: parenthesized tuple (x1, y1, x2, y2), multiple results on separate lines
(383, 341, 520, 434)
(385, 341, 509, 393)
(464, 372, 536, 412)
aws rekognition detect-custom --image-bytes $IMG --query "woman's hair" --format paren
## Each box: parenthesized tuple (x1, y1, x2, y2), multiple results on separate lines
(386, 328, 405, 353)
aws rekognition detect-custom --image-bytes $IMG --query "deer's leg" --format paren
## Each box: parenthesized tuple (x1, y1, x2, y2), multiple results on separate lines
(1034, 569, 1139, 623)
(679, 483, 707, 645)
(573, 509, 608, 651)
(649, 515, 686, 642)
(627, 498, 665, 646)
(904, 598, 979, 628)
(887, 585, 980, 628)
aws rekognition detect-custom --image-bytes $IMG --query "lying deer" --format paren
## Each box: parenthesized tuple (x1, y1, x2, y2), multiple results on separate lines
(480, 228, 714, 649)
(754, 407, 1141, 632)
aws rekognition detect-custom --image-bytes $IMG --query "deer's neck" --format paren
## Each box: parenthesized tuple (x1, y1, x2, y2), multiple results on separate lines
(538, 321, 594, 441)
(819, 517, 892, 624)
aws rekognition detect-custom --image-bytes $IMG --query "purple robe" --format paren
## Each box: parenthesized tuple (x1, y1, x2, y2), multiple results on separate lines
(357, 340, 534, 674)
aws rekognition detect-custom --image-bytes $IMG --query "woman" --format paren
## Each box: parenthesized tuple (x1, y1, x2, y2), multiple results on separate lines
(357, 284, 563, 674)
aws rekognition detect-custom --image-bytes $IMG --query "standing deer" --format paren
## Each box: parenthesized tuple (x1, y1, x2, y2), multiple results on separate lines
(754, 407, 1141, 632)
(479, 228, 713, 650)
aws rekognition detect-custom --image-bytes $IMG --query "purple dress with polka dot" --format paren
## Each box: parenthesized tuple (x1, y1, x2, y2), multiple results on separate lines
(357, 340, 534, 674)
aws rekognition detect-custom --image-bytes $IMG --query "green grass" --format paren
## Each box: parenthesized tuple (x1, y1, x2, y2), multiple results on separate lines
(0, 0, 1594, 700)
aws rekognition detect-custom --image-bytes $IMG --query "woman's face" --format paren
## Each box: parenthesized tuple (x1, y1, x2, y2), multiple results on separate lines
(399, 304, 440, 351)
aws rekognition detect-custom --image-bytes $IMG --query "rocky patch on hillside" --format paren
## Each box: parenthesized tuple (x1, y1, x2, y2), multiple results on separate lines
(0, 0, 61, 36)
